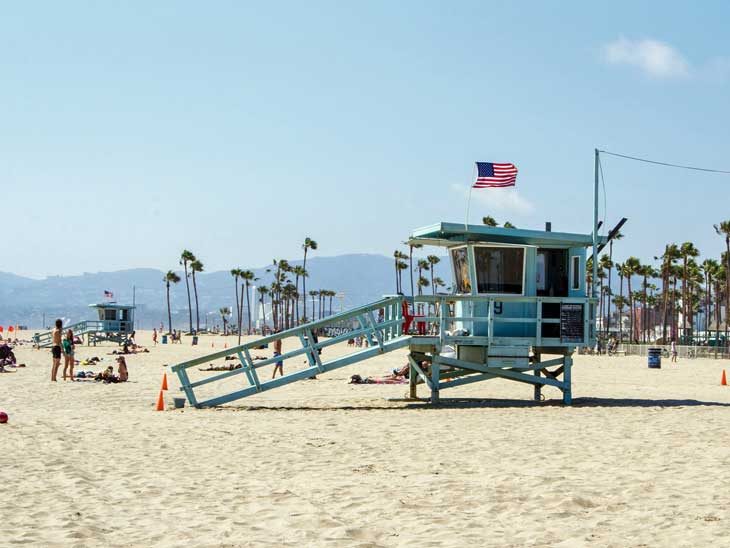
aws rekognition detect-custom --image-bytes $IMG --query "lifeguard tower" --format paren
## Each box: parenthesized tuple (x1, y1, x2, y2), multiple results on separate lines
(33, 302, 135, 347)
(402, 222, 604, 404)
(170, 221, 605, 407)
(86, 303, 135, 345)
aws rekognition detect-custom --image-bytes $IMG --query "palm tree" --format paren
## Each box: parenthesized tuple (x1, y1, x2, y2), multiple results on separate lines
(714, 221, 730, 343)
(292, 265, 307, 323)
(605, 231, 623, 338)
(257, 286, 269, 332)
(240, 270, 256, 338)
(302, 238, 318, 322)
(623, 257, 642, 342)
(433, 277, 446, 294)
(613, 294, 627, 341)
(599, 254, 613, 337)
(406, 242, 423, 298)
(482, 216, 498, 227)
(427, 255, 440, 295)
(219, 307, 231, 335)
(702, 259, 719, 335)
(180, 250, 196, 333)
(679, 242, 699, 340)
(658, 244, 680, 342)
(393, 250, 408, 293)
(230, 268, 242, 336)
(309, 290, 318, 322)
(417, 276, 430, 297)
(638, 264, 655, 343)
(164, 270, 181, 335)
(190, 259, 203, 332)
(503, 221, 516, 228)
(397, 260, 409, 294)
(615, 262, 625, 342)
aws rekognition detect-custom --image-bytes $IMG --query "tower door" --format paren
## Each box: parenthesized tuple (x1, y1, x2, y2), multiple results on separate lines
(536, 249, 568, 297)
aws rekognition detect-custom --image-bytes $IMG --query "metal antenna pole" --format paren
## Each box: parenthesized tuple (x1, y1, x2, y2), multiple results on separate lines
(593, 149, 599, 300)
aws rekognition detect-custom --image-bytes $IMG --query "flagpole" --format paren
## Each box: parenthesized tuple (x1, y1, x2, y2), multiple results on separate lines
(465, 163, 476, 230)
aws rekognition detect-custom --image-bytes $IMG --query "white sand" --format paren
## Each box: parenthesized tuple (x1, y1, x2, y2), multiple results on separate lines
(2, 330, 730, 547)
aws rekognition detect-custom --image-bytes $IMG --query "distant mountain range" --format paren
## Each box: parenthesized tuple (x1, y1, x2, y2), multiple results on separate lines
(0, 254, 451, 330)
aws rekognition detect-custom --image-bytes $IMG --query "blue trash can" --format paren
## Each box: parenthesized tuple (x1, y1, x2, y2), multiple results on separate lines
(192, 335, 198, 346)
(648, 348, 661, 368)
(162, 334, 168, 344)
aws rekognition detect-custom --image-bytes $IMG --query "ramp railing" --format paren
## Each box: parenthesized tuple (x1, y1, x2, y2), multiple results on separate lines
(32, 320, 104, 347)
(170, 296, 410, 407)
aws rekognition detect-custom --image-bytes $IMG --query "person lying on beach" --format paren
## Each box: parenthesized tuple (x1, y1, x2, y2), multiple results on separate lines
(349, 363, 410, 385)
(198, 363, 242, 372)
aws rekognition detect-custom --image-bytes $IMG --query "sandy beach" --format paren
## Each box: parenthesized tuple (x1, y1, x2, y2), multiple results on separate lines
(2, 330, 730, 547)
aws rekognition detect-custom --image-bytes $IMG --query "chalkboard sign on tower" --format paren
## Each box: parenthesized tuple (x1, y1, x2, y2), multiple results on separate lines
(560, 303, 584, 343)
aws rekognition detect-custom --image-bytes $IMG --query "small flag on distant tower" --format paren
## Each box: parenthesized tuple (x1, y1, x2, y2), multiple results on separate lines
(473, 162, 518, 188)
(104, 290, 114, 299)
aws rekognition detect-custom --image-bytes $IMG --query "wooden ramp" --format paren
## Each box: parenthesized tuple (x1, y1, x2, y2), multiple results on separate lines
(170, 296, 410, 408)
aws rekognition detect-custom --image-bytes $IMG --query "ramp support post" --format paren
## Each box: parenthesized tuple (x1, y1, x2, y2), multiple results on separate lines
(533, 350, 542, 401)
(430, 359, 440, 405)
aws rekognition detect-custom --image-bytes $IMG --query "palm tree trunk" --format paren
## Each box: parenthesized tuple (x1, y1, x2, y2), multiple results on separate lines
(192, 270, 200, 332)
(302, 249, 309, 321)
(234, 278, 240, 338)
(183, 263, 193, 333)
(238, 283, 245, 344)
(409, 247, 415, 298)
(294, 274, 300, 324)
(725, 238, 730, 347)
(245, 282, 252, 335)
(166, 282, 172, 335)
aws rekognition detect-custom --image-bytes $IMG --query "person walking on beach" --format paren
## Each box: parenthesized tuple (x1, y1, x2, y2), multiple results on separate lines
(272, 336, 283, 378)
(62, 329, 75, 381)
(671, 338, 678, 363)
(152, 328, 158, 346)
(51, 319, 63, 381)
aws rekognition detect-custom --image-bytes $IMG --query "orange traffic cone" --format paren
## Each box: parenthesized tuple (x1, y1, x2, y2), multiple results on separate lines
(161, 372, 168, 391)
(155, 390, 165, 411)
(722, 370, 727, 386)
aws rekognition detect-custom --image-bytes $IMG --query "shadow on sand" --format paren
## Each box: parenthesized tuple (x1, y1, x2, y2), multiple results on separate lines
(209, 396, 730, 412)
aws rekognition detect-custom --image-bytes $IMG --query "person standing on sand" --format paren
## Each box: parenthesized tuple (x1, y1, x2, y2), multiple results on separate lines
(62, 329, 75, 381)
(671, 338, 678, 363)
(272, 336, 283, 378)
(152, 328, 158, 345)
(51, 319, 63, 381)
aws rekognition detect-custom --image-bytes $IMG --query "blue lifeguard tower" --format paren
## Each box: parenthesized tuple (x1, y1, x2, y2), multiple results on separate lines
(33, 302, 135, 347)
(170, 220, 605, 407)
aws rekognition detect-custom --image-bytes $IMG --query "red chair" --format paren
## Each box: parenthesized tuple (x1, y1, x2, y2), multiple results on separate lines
(401, 300, 426, 335)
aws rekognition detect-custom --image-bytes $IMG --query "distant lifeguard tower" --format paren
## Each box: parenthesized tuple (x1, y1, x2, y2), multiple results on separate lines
(87, 302, 135, 345)
(33, 302, 135, 347)
(171, 220, 605, 407)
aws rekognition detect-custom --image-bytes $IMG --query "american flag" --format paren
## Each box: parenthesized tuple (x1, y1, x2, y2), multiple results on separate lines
(473, 162, 518, 188)
(104, 290, 114, 299)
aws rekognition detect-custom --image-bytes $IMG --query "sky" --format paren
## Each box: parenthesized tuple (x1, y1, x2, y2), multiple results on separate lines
(3, 1, 730, 278)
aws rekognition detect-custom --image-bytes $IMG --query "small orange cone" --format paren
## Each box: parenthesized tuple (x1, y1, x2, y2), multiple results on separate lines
(161, 372, 168, 391)
(155, 390, 165, 411)
(722, 370, 727, 386)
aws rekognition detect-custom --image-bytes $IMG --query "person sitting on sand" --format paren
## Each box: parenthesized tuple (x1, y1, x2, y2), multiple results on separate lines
(62, 329, 75, 381)
(116, 356, 128, 382)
